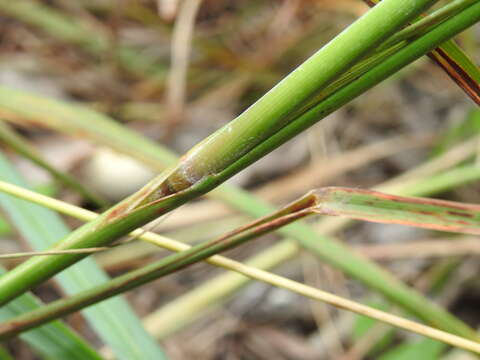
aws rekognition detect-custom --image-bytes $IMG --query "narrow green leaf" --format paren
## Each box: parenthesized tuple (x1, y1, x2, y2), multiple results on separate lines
(0, 0, 442, 301)
(0, 121, 107, 207)
(0, 218, 10, 235)
(0, 86, 177, 168)
(0, 268, 102, 360)
(0, 347, 12, 360)
(379, 339, 444, 360)
(432, 109, 480, 156)
(0, 153, 166, 360)
(429, 40, 480, 106)
(312, 187, 480, 234)
(351, 258, 465, 358)
(436, 41, 480, 85)
(377, 0, 477, 51)
(353, 302, 395, 355)
(366, 0, 480, 105)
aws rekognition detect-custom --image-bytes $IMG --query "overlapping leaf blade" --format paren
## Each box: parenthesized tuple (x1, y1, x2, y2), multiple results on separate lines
(366, 0, 480, 105)
(0, 153, 166, 360)
(311, 187, 480, 234)
(0, 267, 102, 360)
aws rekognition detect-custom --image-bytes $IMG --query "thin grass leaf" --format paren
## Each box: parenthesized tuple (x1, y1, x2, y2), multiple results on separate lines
(431, 109, 480, 156)
(0, 347, 12, 360)
(429, 41, 480, 106)
(366, 0, 480, 105)
(0, 268, 102, 360)
(0, 248, 112, 259)
(0, 87, 177, 168)
(139, 4, 480, 340)
(0, 121, 107, 207)
(353, 302, 395, 355)
(377, 0, 477, 50)
(0, 218, 10, 236)
(310, 187, 480, 234)
(379, 339, 444, 360)
(0, 153, 166, 360)
(351, 256, 465, 358)
(299, 0, 477, 114)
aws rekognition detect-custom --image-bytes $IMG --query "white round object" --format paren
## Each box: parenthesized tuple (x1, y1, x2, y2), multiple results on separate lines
(82, 147, 155, 201)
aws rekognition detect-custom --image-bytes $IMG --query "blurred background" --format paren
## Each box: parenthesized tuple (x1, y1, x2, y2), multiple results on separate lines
(0, 1, 479, 359)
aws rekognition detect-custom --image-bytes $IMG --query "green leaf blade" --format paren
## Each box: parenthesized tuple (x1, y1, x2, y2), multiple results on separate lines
(0, 153, 167, 360)
(379, 339, 445, 360)
(313, 187, 480, 235)
(0, 267, 102, 360)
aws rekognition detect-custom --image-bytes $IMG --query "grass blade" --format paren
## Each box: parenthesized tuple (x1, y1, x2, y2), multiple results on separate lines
(0, 153, 166, 360)
(432, 108, 480, 156)
(378, 0, 477, 50)
(379, 339, 444, 360)
(0, 267, 102, 360)
(429, 42, 480, 105)
(0, 347, 12, 360)
(0, 86, 177, 168)
(366, 0, 480, 105)
(0, 121, 107, 207)
(311, 187, 480, 234)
